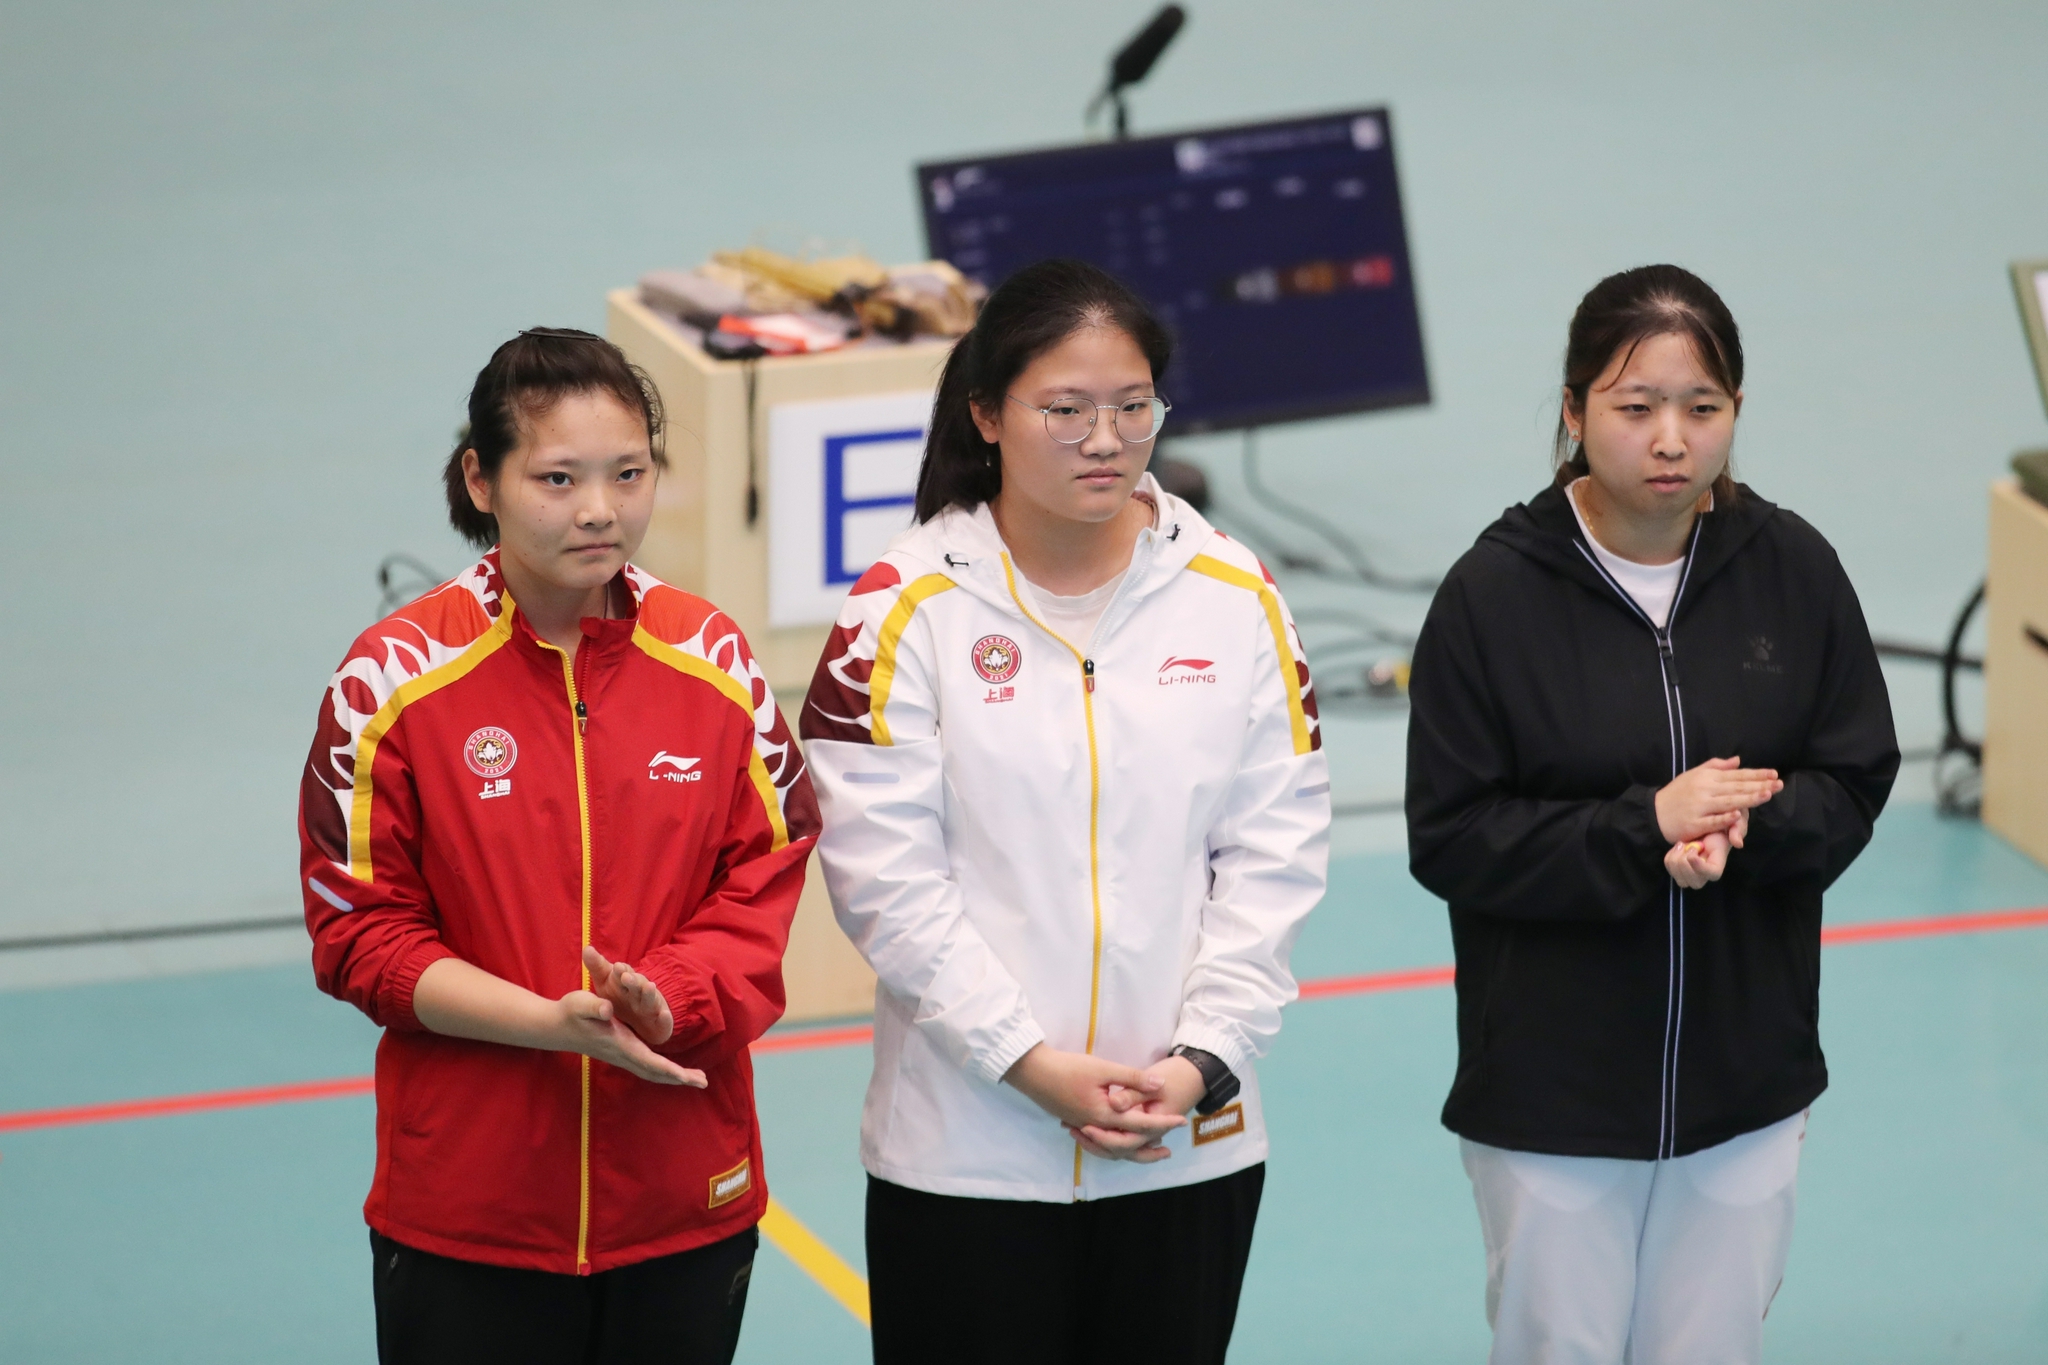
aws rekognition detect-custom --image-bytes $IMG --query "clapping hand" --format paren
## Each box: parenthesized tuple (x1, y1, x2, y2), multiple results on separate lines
(564, 945, 703, 1088)
(554, 988, 707, 1088)
(1659, 757, 1776, 889)
(584, 945, 673, 1046)
(1656, 756, 1779, 844)
(411, 953, 704, 1088)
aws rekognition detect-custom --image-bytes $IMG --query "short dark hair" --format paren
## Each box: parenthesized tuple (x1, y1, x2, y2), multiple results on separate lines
(914, 259, 1172, 523)
(443, 328, 666, 548)
(1553, 264, 1742, 503)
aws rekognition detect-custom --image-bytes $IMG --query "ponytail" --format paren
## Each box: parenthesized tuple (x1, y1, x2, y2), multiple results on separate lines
(915, 336, 1005, 520)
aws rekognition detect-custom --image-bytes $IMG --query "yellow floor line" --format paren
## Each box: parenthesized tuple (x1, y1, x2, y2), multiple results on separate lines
(759, 1196, 871, 1327)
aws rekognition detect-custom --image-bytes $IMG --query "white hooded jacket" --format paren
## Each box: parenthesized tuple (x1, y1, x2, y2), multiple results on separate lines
(799, 477, 1331, 1202)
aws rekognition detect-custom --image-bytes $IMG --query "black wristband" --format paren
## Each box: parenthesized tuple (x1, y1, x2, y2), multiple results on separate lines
(1169, 1045, 1242, 1116)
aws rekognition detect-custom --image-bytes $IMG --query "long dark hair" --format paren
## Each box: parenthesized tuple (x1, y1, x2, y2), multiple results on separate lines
(1554, 264, 1741, 503)
(443, 327, 666, 548)
(914, 259, 1172, 522)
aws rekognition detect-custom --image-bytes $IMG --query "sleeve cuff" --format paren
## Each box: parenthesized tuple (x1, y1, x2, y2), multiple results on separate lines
(970, 1018, 1048, 1087)
(1171, 1021, 1251, 1076)
(1612, 785, 1668, 857)
(636, 954, 719, 1055)
(380, 940, 458, 1032)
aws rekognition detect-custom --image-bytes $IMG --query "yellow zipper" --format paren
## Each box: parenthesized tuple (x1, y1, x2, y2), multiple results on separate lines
(999, 554, 1103, 1199)
(540, 639, 596, 1273)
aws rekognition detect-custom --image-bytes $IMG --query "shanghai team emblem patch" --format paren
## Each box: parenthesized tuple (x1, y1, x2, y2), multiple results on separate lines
(463, 727, 518, 778)
(972, 635, 1021, 684)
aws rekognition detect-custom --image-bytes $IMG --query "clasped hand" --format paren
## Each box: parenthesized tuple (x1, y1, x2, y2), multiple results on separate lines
(1656, 756, 1782, 890)
(1004, 1045, 1206, 1164)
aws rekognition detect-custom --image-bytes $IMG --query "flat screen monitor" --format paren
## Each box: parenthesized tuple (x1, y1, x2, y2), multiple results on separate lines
(2013, 258, 2048, 418)
(916, 107, 1429, 433)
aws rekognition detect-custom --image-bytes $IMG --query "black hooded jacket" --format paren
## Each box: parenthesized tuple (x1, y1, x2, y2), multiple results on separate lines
(1405, 483, 1899, 1160)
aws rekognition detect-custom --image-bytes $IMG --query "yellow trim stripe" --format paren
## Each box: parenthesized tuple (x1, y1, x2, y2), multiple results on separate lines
(867, 574, 957, 747)
(632, 626, 791, 852)
(745, 752, 791, 853)
(759, 1197, 871, 1326)
(347, 608, 517, 881)
(1187, 553, 1314, 755)
(537, 637, 598, 1274)
(999, 554, 1104, 1197)
(631, 625, 756, 711)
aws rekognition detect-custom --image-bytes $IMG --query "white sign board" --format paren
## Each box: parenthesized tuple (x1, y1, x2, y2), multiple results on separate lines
(768, 388, 933, 628)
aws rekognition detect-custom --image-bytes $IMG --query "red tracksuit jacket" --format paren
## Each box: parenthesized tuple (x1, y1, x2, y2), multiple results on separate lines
(297, 552, 819, 1274)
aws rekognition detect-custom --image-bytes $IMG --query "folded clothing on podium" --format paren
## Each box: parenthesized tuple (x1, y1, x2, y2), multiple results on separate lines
(637, 245, 983, 361)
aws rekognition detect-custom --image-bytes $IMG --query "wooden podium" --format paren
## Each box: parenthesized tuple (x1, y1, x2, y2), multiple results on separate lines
(1983, 479, 2048, 869)
(607, 288, 952, 1020)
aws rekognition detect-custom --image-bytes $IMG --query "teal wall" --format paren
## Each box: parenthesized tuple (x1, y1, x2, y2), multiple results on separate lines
(4, 0, 2046, 940)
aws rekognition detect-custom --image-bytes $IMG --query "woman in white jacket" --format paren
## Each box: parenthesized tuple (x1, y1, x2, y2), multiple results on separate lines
(801, 259, 1331, 1364)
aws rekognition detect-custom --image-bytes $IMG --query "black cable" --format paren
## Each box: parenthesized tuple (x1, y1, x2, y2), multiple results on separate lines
(1921, 580, 1988, 819)
(376, 553, 445, 616)
(744, 358, 761, 526)
(1241, 429, 1440, 593)
(1874, 639, 1982, 670)
(1941, 581, 1986, 765)
(1201, 494, 1426, 652)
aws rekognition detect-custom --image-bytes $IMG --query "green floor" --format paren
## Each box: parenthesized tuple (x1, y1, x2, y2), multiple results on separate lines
(4, 801, 2047, 1362)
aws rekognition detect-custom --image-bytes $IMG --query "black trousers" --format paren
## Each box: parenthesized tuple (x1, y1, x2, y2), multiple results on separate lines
(370, 1226, 757, 1365)
(865, 1164, 1265, 1365)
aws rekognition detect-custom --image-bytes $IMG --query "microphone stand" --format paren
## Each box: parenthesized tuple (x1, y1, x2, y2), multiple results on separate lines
(1086, 4, 1186, 141)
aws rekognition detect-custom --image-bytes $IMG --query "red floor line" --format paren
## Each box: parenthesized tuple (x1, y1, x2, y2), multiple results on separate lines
(5, 904, 2044, 1136)
(1818, 905, 2048, 945)
(751, 1023, 875, 1054)
(0, 1076, 374, 1134)
(1298, 964, 1458, 999)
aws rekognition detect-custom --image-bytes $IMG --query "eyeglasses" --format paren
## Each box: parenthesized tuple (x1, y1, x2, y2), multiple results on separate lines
(1008, 394, 1171, 445)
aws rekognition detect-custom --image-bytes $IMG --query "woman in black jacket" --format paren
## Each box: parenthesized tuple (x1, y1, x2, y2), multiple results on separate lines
(1406, 265, 1898, 1365)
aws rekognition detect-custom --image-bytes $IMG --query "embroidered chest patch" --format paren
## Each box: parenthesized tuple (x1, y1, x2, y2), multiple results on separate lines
(972, 634, 1021, 684)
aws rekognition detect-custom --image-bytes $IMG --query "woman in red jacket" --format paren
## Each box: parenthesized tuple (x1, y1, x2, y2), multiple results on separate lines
(298, 328, 819, 1365)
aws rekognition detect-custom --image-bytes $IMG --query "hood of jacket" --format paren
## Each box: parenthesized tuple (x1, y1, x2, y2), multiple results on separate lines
(880, 472, 1217, 618)
(1481, 481, 1780, 617)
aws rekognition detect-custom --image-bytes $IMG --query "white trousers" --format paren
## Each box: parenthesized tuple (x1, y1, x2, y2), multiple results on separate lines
(1461, 1112, 1807, 1365)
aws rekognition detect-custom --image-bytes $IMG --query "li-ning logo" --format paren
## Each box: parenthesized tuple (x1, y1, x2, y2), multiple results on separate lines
(465, 727, 517, 799)
(708, 1157, 752, 1208)
(649, 751, 703, 783)
(1158, 656, 1217, 685)
(972, 635, 1021, 684)
(1743, 636, 1785, 675)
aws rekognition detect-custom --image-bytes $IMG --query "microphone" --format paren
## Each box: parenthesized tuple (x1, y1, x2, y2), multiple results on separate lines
(1110, 5, 1186, 92)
